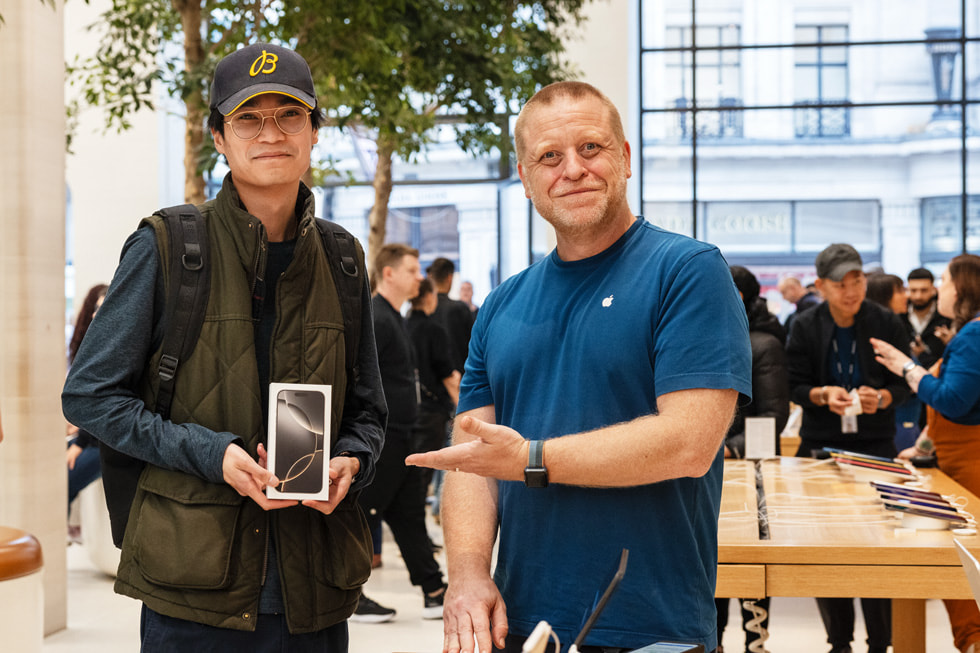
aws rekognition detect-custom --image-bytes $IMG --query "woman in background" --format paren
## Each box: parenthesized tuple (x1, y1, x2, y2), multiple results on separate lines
(867, 272, 920, 448)
(66, 283, 108, 540)
(866, 272, 907, 316)
(872, 254, 980, 653)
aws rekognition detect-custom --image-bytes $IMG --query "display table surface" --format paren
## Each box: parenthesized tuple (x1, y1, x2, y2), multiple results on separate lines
(717, 457, 980, 653)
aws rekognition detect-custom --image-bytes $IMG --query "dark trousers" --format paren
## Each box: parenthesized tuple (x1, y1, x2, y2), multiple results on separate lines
(357, 427, 443, 594)
(140, 605, 348, 652)
(816, 597, 891, 650)
(796, 441, 893, 651)
(412, 405, 451, 495)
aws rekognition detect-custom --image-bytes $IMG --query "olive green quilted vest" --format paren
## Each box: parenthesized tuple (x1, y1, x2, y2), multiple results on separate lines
(113, 181, 372, 633)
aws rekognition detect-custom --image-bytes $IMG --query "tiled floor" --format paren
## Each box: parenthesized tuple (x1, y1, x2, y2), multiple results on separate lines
(44, 519, 959, 652)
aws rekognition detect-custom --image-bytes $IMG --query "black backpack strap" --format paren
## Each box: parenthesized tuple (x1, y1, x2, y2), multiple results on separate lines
(101, 204, 211, 548)
(156, 204, 211, 419)
(315, 218, 363, 379)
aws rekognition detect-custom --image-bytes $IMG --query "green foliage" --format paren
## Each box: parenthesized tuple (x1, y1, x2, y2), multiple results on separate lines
(291, 0, 586, 162)
(66, 0, 171, 133)
(68, 0, 588, 179)
(66, 0, 279, 175)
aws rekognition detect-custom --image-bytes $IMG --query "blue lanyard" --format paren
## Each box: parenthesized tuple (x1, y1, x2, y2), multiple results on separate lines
(832, 336, 857, 391)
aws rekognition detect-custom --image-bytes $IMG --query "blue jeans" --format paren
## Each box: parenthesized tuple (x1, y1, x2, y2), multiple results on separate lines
(67, 440, 102, 508)
(140, 605, 349, 652)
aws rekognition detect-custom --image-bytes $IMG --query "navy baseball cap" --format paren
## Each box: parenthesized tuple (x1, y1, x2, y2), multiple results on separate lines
(210, 42, 317, 115)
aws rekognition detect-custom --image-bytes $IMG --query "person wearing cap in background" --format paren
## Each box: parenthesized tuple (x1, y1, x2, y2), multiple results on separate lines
(785, 243, 910, 653)
(62, 42, 386, 651)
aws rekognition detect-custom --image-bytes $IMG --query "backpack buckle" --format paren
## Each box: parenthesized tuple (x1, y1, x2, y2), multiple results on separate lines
(182, 253, 203, 271)
(159, 354, 179, 382)
(340, 255, 358, 277)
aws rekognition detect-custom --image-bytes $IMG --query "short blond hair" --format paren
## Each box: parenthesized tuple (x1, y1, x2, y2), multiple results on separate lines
(371, 243, 419, 291)
(514, 81, 625, 163)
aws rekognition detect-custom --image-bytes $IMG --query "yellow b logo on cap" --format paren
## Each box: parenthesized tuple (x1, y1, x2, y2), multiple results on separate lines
(249, 50, 278, 77)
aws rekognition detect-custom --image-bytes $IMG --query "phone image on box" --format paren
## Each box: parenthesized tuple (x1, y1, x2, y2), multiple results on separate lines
(275, 389, 325, 494)
(266, 383, 332, 500)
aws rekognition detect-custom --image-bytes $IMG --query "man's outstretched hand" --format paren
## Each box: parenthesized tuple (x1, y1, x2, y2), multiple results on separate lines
(405, 415, 527, 482)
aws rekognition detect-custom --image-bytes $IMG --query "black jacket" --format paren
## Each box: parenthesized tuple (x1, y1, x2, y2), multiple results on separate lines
(431, 294, 473, 373)
(901, 307, 951, 370)
(726, 297, 790, 457)
(787, 300, 911, 445)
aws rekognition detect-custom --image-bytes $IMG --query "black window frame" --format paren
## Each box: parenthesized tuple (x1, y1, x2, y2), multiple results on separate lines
(638, 0, 979, 258)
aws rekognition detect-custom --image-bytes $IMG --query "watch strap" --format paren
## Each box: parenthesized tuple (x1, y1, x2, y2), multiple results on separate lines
(529, 440, 544, 469)
(524, 440, 548, 488)
(902, 360, 917, 381)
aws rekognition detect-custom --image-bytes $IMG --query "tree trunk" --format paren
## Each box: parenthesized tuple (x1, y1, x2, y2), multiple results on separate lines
(366, 138, 394, 284)
(176, 0, 206, 204)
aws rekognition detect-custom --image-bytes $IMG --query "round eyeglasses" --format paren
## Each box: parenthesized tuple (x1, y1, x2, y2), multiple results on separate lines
(224, 105, 312, 140)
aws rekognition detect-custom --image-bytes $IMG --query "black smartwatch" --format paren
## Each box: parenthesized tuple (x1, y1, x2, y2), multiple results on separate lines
(523, 440, 549, 488)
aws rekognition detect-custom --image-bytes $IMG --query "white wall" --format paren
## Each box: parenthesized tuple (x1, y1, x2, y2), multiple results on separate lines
(64, 0, 164, 308)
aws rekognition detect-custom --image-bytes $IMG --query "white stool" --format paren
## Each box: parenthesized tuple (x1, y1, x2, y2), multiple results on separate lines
(0, 526, 44, 653)
(78, 477, 121, 577)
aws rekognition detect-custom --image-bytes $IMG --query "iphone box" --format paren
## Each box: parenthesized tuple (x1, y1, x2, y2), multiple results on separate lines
(267, 383, 333, 501)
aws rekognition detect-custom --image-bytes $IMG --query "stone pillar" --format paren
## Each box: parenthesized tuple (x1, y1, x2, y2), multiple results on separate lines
(0, 0, 69, 635)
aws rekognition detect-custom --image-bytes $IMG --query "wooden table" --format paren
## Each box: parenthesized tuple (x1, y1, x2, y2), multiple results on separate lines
(717, 457, 980, 653)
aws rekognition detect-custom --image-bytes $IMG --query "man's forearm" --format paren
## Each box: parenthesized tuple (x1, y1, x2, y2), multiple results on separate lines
(443, 471, 500, 580)
(443, 406, 501, 578)
(544, 388, 737, 487)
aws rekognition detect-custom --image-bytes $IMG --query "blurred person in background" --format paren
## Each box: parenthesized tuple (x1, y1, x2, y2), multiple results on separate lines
(779, 276, 821, 335)
(904, 267, 951, 371)
(716, 266, 789, 653)
(355, 244, 447, 624)
(786, 243, 910, 653)
(866, 272, 921, 449)
(866, 273, 907, 316)
(66, 283, 109, 542)
(872, 253, 980, 653)
(406, 278, 459, 502)
(426, 258, 473, 374)
(458, 280, 479, 315)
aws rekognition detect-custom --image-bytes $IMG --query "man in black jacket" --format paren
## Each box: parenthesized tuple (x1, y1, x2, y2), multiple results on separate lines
(356, 244, 447, 623)
(903, 267, 951, 370)
(426, 257, 473, 373)
(786, 243, 910, 653)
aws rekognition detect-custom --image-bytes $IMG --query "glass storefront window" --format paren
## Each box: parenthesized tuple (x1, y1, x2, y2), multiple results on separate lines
(640, 0, 978, 272)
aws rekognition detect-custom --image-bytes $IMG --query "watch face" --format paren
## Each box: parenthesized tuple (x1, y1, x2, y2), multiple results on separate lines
(524, 468, 549, 488)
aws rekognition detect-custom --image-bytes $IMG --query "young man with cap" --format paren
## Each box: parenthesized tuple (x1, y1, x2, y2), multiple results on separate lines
(63, 42, 386, 650)
(785, 243, 910, 653)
